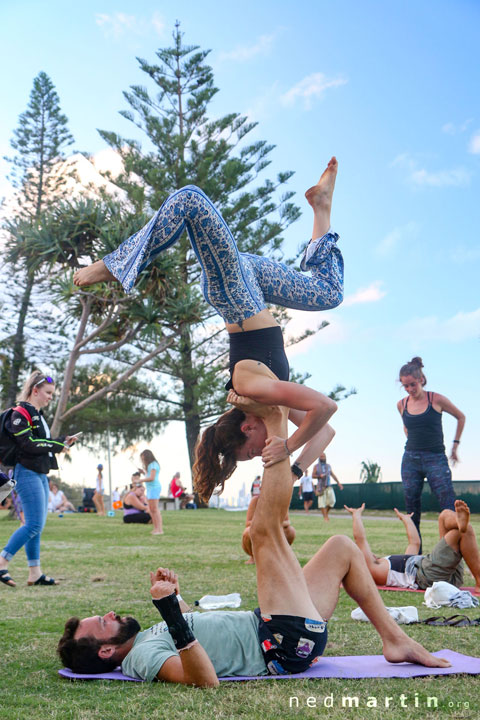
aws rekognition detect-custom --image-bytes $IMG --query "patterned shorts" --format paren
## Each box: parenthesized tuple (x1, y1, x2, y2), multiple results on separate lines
(254, 608, 328, 675)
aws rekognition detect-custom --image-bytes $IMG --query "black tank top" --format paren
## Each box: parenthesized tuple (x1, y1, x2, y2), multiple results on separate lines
(226, 326, 290, 390)
(402, 392, 445, 453)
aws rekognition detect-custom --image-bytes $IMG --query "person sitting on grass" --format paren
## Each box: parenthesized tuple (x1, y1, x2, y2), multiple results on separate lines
(48, 483, 76, 513)
(57, 401, 450, 686)
(122, 484, 151, 525)
(344, 501, 480, 592)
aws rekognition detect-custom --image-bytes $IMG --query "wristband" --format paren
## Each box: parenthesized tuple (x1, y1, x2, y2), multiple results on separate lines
(291, 462, 303, 479)
(284, 439, 292, 456)
(152, 593, 195, 650)
(453, 440, 460, 444)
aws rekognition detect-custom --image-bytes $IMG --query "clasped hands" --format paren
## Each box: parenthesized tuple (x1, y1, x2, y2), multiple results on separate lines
(149, 566, 180, 600)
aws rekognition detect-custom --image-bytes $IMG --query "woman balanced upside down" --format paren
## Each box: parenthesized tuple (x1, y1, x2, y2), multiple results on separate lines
(74, 157, 344, 500)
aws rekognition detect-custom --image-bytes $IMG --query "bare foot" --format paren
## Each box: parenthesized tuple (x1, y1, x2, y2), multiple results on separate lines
(227, 390, 286, 421)
(344, 503, 365, 515)
(73, 260, 116, 287)
(455, 499, 470, 534)
(245, 557, 255, 565)
(383, 636, 451, 668)
(305, 157, 338, 210)
(394, 507, 414, 522)
(152, 531, 164, 535)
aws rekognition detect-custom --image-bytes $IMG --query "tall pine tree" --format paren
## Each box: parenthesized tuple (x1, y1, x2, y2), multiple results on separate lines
(98, 23, 302, 470)
(3, 71, 73, 404)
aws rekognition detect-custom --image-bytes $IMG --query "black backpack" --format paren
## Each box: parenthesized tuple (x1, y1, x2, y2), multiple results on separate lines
(0, 406, 33, 467)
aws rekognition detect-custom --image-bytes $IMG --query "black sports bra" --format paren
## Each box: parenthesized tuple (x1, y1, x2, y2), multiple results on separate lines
(226, 326, 290, 390)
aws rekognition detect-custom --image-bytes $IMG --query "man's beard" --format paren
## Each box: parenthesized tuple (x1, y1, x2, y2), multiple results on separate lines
(108, 616, 141, 645)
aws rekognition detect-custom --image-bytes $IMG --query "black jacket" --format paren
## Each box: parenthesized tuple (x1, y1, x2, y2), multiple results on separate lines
(5, 401, 66, 474)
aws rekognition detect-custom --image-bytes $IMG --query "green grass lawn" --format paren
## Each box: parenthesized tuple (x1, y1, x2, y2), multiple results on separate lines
(0, 508, 478, 720)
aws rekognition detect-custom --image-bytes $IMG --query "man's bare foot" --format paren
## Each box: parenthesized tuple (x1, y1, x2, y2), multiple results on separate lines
(73, 260, 116, 288)
(305, 157, 338, 210)
(455, 499, 470, 534)
(245, 557, 255, 565)
(383, 636, 450, 668)
(227, 390, 285, 421)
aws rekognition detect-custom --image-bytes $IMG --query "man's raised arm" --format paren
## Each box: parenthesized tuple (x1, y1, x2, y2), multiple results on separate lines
(150, 575, 219, 688)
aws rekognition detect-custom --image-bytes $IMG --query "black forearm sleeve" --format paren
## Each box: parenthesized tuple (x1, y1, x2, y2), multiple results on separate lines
(152, 593, 195, 650)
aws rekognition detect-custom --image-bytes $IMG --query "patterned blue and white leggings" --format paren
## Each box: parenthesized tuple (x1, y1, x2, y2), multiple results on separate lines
(103, 185, 344, 325)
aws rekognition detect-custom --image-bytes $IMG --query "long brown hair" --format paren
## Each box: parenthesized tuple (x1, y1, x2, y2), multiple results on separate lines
(193, 408, 247, 502)
(399, 356, 427, 386)
(140, 449, 157, 471)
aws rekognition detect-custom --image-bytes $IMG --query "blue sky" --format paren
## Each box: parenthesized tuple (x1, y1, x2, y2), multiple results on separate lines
(1, 0, 479, 495)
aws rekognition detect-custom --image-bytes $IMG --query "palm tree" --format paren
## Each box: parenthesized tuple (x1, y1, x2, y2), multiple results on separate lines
(360, 460, 382, 483)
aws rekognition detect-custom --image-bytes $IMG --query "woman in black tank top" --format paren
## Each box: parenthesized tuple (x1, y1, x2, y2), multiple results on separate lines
(397, 357, 466, 545)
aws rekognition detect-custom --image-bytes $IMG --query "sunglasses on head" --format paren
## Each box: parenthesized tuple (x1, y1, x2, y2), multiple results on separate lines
(33, 376, 54, 388)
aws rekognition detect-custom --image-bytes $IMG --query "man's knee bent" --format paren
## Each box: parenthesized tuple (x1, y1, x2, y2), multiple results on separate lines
(323, 534, 356, 556)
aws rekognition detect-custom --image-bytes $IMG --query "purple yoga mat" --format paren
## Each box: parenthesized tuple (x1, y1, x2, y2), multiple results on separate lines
(58, 650, 480, 683)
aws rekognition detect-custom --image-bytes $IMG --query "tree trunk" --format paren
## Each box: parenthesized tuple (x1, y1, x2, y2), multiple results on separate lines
(179, 324, 207, 507)
(6, 269, 35, 406)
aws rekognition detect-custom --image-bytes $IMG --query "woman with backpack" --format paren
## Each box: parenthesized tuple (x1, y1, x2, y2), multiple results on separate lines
(0, 371, 77, 587)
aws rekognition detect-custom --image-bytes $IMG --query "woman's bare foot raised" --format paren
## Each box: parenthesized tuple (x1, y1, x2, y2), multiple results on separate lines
(305, 157, 338, 238)
(73, 260, 116, 288)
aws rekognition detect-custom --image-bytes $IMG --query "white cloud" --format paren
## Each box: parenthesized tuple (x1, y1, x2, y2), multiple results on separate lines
(469, 130, 480, 154)
(442, 122, 455, 135)
(450, 244, 480, 264)
(411, 167, 471, 187)
(95, 12, 165, 39)
(280, 73, 347, 110)
(284, 311, 347, 357)
(392, 153, 471, 187)
(375, 222, 419, 257)
(219, 34, 276, 62)
(442, 118, 472, 135)
(342, 281, 386, 307)
(398, 308, 480, 343)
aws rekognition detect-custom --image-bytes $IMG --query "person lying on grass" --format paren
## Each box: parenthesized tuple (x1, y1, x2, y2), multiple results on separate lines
(344, 502, 480, 592)
(58, 401, 450, 687)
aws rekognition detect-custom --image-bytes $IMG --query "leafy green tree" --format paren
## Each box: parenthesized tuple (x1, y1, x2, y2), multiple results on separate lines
(360, 460, 382, 484)
(16, 196, 175, 438)
(97, 22, 304, 468)
(2, 71, 74, 405)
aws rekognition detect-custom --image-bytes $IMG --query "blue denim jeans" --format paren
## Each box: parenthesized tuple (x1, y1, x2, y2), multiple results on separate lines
(103, 185, 344, 324)
(1, 464, 49, 566)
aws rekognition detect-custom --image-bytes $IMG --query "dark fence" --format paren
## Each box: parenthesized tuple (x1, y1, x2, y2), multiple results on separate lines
(290, 481, 480, 513)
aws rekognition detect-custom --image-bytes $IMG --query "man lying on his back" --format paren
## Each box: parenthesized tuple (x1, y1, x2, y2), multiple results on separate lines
(58, 402, 449, 686)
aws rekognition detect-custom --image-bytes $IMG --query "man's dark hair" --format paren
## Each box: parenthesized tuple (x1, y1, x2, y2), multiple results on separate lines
(57, 617, 118, 674)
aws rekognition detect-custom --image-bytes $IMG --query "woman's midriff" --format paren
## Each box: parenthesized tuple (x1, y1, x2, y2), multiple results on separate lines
(225, 309, 279, 333)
